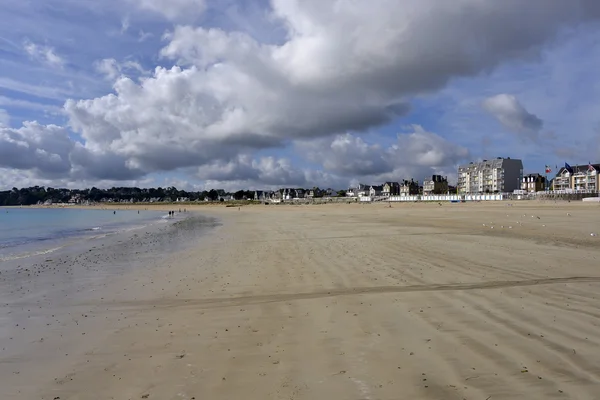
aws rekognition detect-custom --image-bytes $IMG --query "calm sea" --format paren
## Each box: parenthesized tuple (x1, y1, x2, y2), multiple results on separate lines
(0, 208, 167, 261)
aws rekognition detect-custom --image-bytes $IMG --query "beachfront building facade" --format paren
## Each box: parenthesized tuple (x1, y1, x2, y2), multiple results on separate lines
(280, 188, 306, 200)
(399, 179, 419, 196)
(521, 173, 547, 192)
(552, 163, 599, 192)
(369, 185, 383, 197)
(382, 182, 400, 197)
(457, 157, 523, 194)
(346, 184, 370, 197)
(422, 175, 448, 195)
(254, 190, 276, 201)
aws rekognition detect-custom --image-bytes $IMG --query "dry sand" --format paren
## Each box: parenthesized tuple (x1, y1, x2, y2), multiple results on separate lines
(4, 201, 600, 399)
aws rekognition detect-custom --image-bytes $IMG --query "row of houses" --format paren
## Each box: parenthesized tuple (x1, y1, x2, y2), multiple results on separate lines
(251, 161, 599, 199)
(346, 176, 450, 198)
(253, 188, 340, 201)
(457, 157, 600, 194)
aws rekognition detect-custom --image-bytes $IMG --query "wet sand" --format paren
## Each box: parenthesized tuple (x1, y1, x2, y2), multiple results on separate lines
(2, 202, 600, 399)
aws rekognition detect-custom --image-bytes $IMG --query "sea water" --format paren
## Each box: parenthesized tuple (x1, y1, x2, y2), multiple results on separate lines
(0, 208, 167, 261)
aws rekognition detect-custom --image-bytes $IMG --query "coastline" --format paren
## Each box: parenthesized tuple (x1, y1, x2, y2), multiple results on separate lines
(2, 202, 600, 399)
(0, 208, 175, 263)
(0, 211, 221, 399)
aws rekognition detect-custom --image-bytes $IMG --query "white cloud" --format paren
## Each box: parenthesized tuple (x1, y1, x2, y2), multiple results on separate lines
(0, 122, 73, 175)
(0, 167, 154, 191)
(23, 40, 64, 68)
(62, 0, 600, 180)
(297, 125, 469, 184)
(4, 0, 600, 188)
(482, 94, 543, 140)
(196, 155, 307, 186)
(0, 122, 144, 181)
(94, 58, 147, 81)
(130, 0, 206, 22)
(0, 109, 9, 126)
(194, 125, 470, 190)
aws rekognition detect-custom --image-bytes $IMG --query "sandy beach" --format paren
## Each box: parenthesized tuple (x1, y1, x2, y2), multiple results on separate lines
(2, 201, 600, 399)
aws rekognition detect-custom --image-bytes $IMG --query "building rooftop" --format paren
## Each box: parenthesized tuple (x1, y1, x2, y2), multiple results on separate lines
(556, 163, 600, 175)
(459, 157, 521, 170)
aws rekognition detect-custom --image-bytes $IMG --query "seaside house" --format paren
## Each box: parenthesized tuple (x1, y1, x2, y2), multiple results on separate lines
(282, 188, 308, 200)
(382, 182, 400, 197)
(521, 173, 547, 192)
(254, 190, 267, 201)
(346, 184, 370, 197)
(422, 175, 448, 195)
(457, 157, 523, 194)
(323, 188, 338, 197)
(357, 184, 370, 197)
(399, 179, 419, 196)
(369, 185, 383, 197)
(552, 163, 599, 191)
(281, 188, 294, 200)
(68, 195, 81, 204)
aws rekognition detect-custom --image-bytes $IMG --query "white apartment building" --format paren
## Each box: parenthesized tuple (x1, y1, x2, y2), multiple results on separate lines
(457, 157, 523, 194)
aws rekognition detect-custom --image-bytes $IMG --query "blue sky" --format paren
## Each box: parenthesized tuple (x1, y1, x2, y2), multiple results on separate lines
(1, 0, 600, 191)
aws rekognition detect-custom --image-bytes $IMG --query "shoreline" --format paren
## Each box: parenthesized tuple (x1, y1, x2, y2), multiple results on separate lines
(0, 208, 175, 263)
(0, 212, 222, 399)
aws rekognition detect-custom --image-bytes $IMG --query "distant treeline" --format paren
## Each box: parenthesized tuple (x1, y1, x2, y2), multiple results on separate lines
(0, 186, 256, 206)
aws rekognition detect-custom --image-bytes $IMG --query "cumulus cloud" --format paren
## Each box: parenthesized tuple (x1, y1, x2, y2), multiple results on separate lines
(0, 167, 154, 191)
(297, 125, 469, 184)
(7, 0, 600, 187)
(63, 0, 600, 180)
(196, 155, 308, 187)
(0, 122, 144, 181)
(482, 94, 543, 139)
(23, 40, 64, 68)
(0, 122, 73, 176)
(129, 0, 206, 22)
(193, 153, 363, 190)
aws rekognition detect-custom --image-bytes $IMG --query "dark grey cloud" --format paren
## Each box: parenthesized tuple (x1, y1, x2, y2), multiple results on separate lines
(0, 122, 73, 176)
